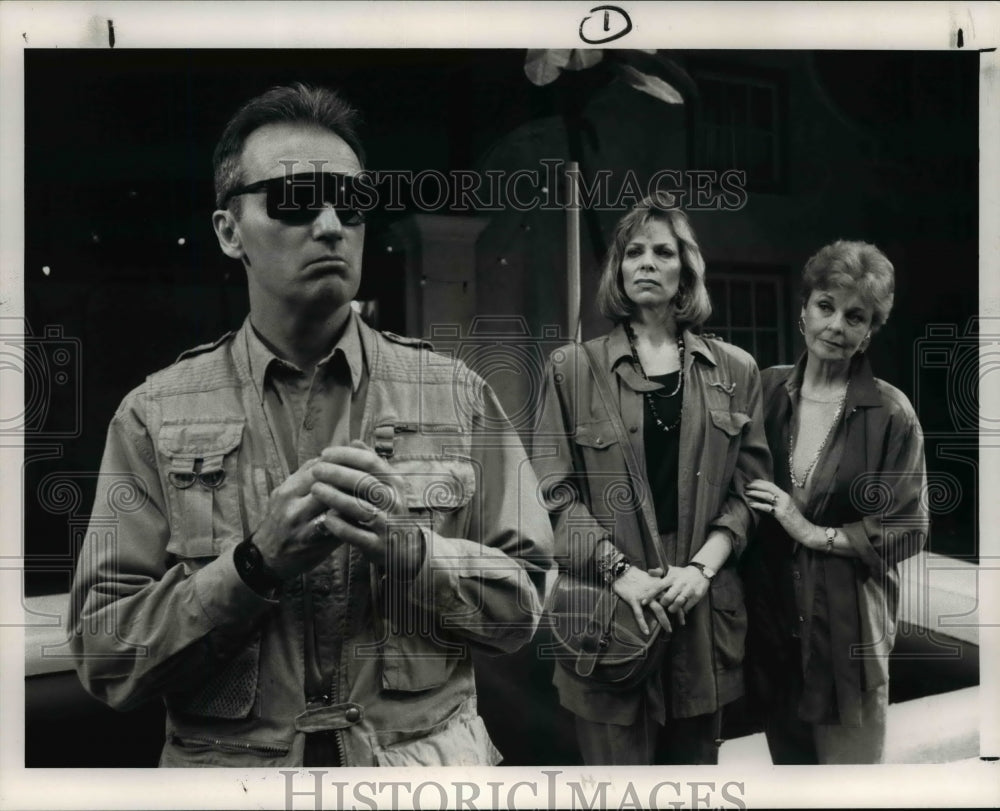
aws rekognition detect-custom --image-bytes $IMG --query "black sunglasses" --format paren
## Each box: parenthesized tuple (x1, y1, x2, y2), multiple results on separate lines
(222, 171, 370, 225)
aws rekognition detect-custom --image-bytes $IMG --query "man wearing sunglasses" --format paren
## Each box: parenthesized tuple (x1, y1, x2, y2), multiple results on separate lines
(68, 83, 553, 767)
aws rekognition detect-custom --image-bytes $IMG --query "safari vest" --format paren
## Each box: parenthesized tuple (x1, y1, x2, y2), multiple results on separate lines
(145, 318, 497, 766)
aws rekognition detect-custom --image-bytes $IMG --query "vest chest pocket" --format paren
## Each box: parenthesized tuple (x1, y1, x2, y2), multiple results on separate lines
(158, 420, 246, 559)
(384, 428, 476, 537)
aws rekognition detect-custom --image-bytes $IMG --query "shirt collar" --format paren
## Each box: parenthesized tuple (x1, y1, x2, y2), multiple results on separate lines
(244, 308, 366, 399)
(607, 322, 719, 373)
(783, 351, 882, 408)
(606, 323, 633, 370)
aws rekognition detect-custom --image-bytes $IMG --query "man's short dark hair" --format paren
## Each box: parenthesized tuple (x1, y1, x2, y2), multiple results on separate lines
(213, 82, 365, 213)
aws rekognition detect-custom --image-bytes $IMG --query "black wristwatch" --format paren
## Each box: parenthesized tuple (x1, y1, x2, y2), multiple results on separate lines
(233, 536, 283, 596)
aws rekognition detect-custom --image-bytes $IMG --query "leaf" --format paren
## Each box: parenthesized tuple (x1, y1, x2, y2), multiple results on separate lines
(524, 49, 604, 86)
(614, 63, 685, 104)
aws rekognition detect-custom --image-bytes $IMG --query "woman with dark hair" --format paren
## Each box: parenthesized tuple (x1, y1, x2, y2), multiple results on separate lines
(743, 240, 929, 764)
(532, 194, 770, 765)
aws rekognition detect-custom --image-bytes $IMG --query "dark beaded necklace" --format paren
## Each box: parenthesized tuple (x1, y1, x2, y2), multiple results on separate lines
(625, 321, 684, 433)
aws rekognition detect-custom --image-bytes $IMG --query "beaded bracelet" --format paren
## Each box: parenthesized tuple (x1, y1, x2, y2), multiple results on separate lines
(611, 558, 632, 583)
(598, 553, 631, 586)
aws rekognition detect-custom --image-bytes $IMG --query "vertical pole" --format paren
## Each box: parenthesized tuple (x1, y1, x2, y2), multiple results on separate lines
(566, 160, 581, 342)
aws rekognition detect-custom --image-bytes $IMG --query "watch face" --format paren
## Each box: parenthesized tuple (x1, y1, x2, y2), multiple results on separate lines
(692, 562, 713, 579)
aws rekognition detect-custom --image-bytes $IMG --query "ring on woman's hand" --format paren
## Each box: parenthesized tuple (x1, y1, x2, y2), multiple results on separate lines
(771, 493, 778, 505)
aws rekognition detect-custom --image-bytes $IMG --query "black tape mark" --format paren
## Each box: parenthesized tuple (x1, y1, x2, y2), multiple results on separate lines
(980, 755, 998, 762)
(957, 28, 964, 48)
(107, 19, 115, 48)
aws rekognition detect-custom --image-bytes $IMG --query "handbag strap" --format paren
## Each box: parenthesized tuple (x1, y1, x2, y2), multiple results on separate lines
(580, 340, 668, 571)
(574, 586, 616, 678)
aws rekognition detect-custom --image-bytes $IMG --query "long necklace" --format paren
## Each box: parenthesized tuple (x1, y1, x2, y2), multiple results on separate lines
(788, 383, 849, 488)
(625, 321, 684, 433)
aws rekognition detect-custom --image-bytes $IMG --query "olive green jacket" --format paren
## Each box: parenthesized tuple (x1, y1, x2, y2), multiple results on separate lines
(532, 326, 771, 724)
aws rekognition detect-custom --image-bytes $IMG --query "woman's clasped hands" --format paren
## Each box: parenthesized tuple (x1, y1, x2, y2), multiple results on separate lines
(612, 564, 712, 635)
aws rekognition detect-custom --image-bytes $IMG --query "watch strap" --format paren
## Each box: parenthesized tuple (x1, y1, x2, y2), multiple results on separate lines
(824, 527, 836, 554)
(233, 536, 283, 596)
(688, 561, 715, 581)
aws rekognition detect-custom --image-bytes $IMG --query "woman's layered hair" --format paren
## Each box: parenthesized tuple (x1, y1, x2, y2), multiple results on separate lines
(596, 193, 712, 329)
(801, 240, 895, 333)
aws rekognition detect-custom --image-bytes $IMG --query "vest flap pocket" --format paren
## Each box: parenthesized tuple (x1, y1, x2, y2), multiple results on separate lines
(158, 420, 246, 558)
(159, 421, 244, 458)
(709, 409, 751, 437)
(574, 421, 619, 449)
(390, 458, 475, 512)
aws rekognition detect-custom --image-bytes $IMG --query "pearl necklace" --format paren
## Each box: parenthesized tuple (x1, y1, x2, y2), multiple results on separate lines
(625, 322, 684, 434)
(788, 383, 848, 489)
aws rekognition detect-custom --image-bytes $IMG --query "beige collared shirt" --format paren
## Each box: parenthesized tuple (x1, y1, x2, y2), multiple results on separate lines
(244, 310, 368, 472)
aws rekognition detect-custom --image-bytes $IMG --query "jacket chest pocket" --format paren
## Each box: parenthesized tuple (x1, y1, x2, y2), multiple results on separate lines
(573, 420, 628, 518)
(705, 409, 751, 485)
(573, 420, 620, 469)
(157, 420, 246, 559)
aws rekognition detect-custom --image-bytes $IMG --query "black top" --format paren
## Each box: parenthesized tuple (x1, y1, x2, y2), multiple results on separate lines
(643, 371, 681, 534)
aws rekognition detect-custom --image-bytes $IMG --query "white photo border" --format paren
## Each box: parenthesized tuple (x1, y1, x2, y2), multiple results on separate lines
(1, 2, 998, 809)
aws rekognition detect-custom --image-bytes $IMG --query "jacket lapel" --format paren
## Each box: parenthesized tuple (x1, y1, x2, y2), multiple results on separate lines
(804, 354, 883, 521)
(593, 327, 665, 568)
(675, 332, 717, 562)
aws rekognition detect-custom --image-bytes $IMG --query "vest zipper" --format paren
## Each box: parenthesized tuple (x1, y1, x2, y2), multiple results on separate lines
(330, 549, 356, 767)
(330, 670, 346, 767)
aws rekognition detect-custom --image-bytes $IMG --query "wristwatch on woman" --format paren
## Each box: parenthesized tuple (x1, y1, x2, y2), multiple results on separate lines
(824, 527, 837, 554)
(688, 561, 715, 582)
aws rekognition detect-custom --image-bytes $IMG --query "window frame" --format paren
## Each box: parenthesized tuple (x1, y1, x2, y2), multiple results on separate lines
(703, 265, 791, 368)
(687, 60, 789, 194)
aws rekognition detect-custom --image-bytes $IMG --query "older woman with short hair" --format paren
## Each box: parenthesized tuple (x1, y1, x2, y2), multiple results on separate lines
(743, 240, 929, 764)
(533, 194, 770, 765)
